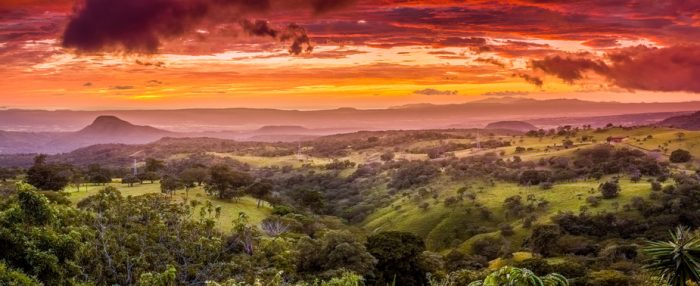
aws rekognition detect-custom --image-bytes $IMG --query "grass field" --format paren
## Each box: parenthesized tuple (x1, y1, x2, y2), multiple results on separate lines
(65, 180, 272, 232)
(362, 176, 658, 251)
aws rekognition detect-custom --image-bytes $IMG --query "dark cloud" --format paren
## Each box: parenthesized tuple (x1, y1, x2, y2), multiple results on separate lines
(481, 91, 529, 96)
(241, 20, 278, 38)
(61, 0, 353, 54)
(146, 80, 163, 86)
(434, 37, 486, 47)
(532, 56, 609, 83)
(475, 57, 505, 67)
(531, 45, 700, 93)
(111, 85, 134, 90)
(514, 73, 543, 87)
(582, 38, 619, 48)
(83, 82, 92, 87)
(414, 88, 458, 96)
(135, 60, 165, 67)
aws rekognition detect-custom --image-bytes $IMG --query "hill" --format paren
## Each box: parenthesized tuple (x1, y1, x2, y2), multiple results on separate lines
(658, 111, 700, 130)
(4, 99, 700, 132)
(484, 121, 537, 132)
(0, 116, 176, 154)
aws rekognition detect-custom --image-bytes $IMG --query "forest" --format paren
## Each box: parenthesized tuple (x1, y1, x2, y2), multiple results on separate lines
(1, 126, 700, 286)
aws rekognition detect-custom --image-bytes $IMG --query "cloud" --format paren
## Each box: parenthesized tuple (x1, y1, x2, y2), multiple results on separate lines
(413, 88, 458, 96)
(531, 45, 700, 93)
(146, 80, 163, 86)
(475, 57, 506, 67)
(481, 91, 529, 96)
(111, 85, 134, 90)
(532, 56, 609, 83)
(582, 38, 619, 48)
(514, 73, 543, 87)
(83, 82, 92, 87)
(61, 0, 353, 54)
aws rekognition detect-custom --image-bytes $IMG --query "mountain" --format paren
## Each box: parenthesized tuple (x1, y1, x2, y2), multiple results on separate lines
(4, 99, 700, 132)
(253, 125, 310, 134)
(77, 115, 171, 137)
(485, 121, 537, 132)
(658, 111, 700, 130)
(0, 116, 175, 154)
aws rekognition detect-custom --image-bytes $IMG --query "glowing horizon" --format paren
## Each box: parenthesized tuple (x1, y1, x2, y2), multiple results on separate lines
(2, 0, 699, 110)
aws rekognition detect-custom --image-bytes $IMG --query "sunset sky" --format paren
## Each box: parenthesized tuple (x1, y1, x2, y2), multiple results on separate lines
(1, 0, 699, 110)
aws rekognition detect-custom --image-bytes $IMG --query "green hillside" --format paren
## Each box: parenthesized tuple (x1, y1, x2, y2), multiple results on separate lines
(66, 181, 272, 232)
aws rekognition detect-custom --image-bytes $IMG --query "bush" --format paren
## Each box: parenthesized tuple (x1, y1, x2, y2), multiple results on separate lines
(670, 149, 692, 163)
(586, 196, 601, 207)
(599, 181, 620, 199)
(499, 224, 515, 237)
(470, 236, 503, 260)
(585, 270, 632, 286)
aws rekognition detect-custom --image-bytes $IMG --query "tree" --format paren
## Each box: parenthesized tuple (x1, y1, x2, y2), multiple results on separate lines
(670, 149, 692, 163)
(643, 226, 700, 286)
(0, 183, 81, 284)
(246, 181, 273, 208)
(0, 262, 42, 286)
(144, 158, 165, 173)
(467, 266, 568, 286)
(87, 164, 111, 185)
(26, 155, 70, 191)
(138, 171, 159, 184)
(599, 180, 620, 199)
(676, 132, 686, 141)
(179, 167, 208, 187)
(528, 225, 562, 257)
(204, 165, 253, 200)
(519, 170, 551, 186)
(366, 231, 427, 286)
(0, 167, 17, 182)
(297, 230, 376, 279)
(76, 187, 238, 285)
(70, 170, 86, 192)
(160, 175, 182, 197)
(122, 174, 140, 187)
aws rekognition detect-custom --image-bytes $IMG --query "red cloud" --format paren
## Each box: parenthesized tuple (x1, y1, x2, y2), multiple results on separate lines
(532, 45, 700, 93)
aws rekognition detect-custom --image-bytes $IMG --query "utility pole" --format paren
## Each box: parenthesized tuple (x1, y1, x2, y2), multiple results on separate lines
(476, 130, 482, 150)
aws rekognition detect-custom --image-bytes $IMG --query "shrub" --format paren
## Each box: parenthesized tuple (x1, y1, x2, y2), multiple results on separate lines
(586, 196, 601, 207)
(585, 270, 632, 286)
(599, 181, 620, 199)
(670, 149, 692, 163)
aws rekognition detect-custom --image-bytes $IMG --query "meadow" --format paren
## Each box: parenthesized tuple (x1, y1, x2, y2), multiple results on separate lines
(65, 181, 272, 232)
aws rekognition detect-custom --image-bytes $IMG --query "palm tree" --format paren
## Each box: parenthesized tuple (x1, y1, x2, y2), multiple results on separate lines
(643, 226, 700, 286)
(467, 266, 568, 286)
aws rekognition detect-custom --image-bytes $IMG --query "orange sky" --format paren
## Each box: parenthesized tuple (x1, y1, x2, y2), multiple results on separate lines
(1, 0, 699, 110)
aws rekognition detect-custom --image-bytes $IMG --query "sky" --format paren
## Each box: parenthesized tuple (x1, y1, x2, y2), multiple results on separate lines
(1, 0, 699, 110)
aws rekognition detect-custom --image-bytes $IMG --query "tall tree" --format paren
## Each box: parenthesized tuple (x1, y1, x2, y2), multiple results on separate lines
(26, 155, 70, 191)
(366, 231, 427, 286)
(204, 165, 253, 200)
(246, 181, 273, 208)
(144, 158, 165, 173)
(160, 175, 183, 197)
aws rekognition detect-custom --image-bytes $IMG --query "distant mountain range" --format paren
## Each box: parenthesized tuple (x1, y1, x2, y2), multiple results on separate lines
(0, 116, 175, 154)
(0, 116, 344, 154)
(4, 98, 700, 133)
(3, 98, 700, 154)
